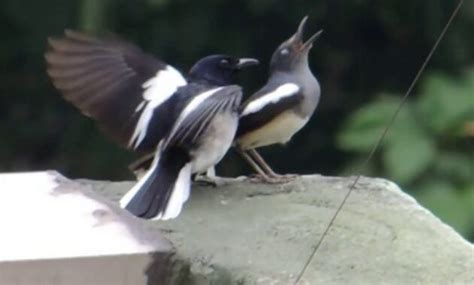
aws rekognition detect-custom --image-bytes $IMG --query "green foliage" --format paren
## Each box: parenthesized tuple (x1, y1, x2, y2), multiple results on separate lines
(383, 128, 436, 184)
(414, 179, 473, 234)
(337, 97, 401, 152)
(419, 72, 474, 134)
(337, 69, 474, 240)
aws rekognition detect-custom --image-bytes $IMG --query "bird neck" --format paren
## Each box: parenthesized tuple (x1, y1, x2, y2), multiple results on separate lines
(270, 55, 311, 75)
(270, 62, 313, 80)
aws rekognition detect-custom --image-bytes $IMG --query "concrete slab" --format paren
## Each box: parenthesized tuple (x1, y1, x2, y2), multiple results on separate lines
(0, 171, 173, 285)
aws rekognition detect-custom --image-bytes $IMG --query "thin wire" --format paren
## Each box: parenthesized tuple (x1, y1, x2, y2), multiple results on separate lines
(293, 1, 464, 283)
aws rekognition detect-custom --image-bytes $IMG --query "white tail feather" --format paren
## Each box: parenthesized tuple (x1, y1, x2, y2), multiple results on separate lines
(154, 163, 192, 220)
(120, 154, 160, 209)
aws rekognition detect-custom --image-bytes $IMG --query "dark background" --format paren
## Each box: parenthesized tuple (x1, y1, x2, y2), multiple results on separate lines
(1, 0, 473, 240)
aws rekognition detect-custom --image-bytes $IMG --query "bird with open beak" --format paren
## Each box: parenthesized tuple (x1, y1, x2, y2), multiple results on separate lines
(235, 16, 323, 183)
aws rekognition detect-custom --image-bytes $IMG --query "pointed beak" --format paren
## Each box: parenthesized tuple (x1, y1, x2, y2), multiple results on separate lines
(289, 16, 323, 51)
(236, 58, 259, 69)
(292, 15, 309, 43)
(301, 29, 323, 51)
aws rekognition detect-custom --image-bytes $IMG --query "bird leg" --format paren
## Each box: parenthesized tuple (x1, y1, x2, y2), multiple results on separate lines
(236, 148, 283, 184)
(236, 148, 267, 177)
(246, 149, 279, 177)
(247, 149, 298, 181)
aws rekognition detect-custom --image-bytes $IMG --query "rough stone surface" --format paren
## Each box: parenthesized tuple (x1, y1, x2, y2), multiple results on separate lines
(90, 174, 474, 285)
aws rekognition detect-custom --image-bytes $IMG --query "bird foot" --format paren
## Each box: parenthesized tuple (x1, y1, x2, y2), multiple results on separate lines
(275, 173, 298, 179)
(193, 175, 226, 187)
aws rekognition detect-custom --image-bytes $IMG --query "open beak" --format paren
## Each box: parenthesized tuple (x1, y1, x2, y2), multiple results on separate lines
(236, 58, 259, 69)
(290, 16, 323, 51)
(301, 29, 323, 51)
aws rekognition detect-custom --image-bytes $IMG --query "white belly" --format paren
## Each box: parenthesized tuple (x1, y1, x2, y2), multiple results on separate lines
(237, 111, 309, 149)
(190, 112, 238, 173)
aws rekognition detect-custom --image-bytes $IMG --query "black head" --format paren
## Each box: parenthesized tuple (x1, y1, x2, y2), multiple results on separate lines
(188, 55, 259, 86)
(270, 16, 323, 73)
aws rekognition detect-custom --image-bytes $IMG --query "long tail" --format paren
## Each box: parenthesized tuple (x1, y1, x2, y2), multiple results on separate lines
(120, 149, 191, 220)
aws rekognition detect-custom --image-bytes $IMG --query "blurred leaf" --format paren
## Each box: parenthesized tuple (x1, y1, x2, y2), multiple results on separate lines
(383, 103, 437, 184)
(418, 72, 474, 135)
(463, 68, 474, 95)
(384, 131, 436, 184)
(463, 184, 474, 216)
(337, 96, 401, 152)
(433, 151, 474, 183)
(463, 184, 474, 237)
(414, 180, 472, 238)
(337, 94, 436, 185)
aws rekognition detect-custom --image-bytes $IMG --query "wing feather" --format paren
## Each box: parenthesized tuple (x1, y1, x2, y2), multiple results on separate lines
(45, 30, 186, 149)
(164, 86, 242, 150)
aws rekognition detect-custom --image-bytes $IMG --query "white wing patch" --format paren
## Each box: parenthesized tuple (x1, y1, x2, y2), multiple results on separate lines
(142, 66, 187, 101)
(165, 87, 224, 144)
(129, 65, 187, 149)
(241, 83, 299, 117)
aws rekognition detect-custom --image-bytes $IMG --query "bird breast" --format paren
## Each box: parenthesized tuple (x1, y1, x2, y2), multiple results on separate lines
(237, 110, 309, 150)
(297, 73, 320, 117)
(190, 112, 239, 173)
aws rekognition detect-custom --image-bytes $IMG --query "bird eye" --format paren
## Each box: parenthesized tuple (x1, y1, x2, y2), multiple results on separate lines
(280, 48, 289, 55)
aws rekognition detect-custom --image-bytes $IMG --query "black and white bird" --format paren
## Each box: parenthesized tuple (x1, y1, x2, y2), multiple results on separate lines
(45, 30, 258, 154)
(46, 30, 258, 219)
(234, 16, 322, 182)
(120, 84, 242, 219)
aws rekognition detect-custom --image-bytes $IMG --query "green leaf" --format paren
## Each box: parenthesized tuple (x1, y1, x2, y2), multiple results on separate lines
(357, 97, 438, 184)
(413, 180, 472, 238)
(462, 185, 474, 240)
(433, 151, 474, 183)
(383, 130, 436, 184)
(337, 96, 401, 152)
(462, 184, 474, 221)
(418, 72, 474, 134)
(463, 68, 474, 95)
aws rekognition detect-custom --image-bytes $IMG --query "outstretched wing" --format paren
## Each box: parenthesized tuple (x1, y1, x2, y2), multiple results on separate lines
(237, 82, 303, 137)
(45, 30, 187, 149)
(163, 85, 242, 150)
